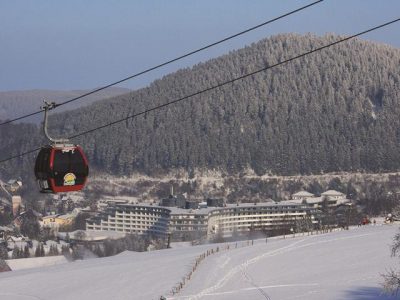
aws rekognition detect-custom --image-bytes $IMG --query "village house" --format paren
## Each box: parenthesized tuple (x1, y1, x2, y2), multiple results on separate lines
(288, 189, 351, 209)
(40, 209, 81, 232)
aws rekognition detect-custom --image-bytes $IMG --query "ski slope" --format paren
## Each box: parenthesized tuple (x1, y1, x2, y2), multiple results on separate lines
(0, 225, 398, 300)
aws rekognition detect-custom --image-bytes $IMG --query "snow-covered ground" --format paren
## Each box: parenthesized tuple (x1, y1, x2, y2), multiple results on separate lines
(0, 225, 398, 300)
(5, 256, 68, 271)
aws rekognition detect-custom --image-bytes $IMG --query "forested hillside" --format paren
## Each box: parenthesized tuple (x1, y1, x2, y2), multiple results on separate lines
(1, 33, 400, 180)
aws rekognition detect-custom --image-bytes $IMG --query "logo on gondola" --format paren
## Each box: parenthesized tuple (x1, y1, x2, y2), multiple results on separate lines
(63, 173, 76, 186)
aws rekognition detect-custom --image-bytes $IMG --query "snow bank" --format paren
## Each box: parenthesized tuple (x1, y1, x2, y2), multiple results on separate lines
(5, 256, 68, 271)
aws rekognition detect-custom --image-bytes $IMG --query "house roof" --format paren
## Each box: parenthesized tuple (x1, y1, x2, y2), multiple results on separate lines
(292, 191, 314, 197)
(58, 214, 75, 220)
(321, 190, 345, 196)
(0, 226, 13, 232)
(306, 197, 324, 204)
(286, 199, 304, 204)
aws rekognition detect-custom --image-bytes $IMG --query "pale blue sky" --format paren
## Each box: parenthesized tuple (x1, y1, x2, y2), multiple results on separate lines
(0, 0, 399, 91)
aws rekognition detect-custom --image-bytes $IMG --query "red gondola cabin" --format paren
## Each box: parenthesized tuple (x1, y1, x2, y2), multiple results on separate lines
(34, 145, 89, 193)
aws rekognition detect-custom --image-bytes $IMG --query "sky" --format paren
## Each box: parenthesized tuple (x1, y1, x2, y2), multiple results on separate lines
(0, 0, 399, 92)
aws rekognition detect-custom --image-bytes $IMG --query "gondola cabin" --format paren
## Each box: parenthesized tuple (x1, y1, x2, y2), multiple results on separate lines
(34, 145, 89, 193)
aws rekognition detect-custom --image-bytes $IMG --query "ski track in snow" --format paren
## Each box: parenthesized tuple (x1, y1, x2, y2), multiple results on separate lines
(171, 284, 321, 299)
(170, 238, 310, 299)
(240, 264, 271, 299)
(170, 231, 382, 300)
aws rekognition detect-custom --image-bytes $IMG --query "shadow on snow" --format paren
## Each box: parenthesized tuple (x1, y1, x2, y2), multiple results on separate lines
(342, 287, 398, 300)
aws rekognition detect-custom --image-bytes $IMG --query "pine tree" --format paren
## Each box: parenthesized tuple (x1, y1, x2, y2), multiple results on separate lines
(93, 244, 103, 257)
(0, 245, 8, 260)
(61, 245, 71, 258)
(0, 259, 10, 272)
(23, 245, 30, 258)
(48, 244, 59, 256)
(54, 245, 59, 255)
(40, 244, 45, 257)
(35, 245, 41, 257)
(20, 215, 40, 240)
(11, 247, 19, 259)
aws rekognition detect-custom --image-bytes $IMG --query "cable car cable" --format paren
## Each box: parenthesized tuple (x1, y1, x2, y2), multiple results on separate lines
(0, 17, 399, 165)
(67, 18, 400, 139)
(0, 0, 323, 126)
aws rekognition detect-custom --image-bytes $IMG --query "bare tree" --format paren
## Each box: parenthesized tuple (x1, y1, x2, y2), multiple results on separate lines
(383, 229, 400, 296)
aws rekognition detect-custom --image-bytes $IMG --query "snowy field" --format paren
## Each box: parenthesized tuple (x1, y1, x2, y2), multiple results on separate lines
(0, 225, 398, 300)
(5, 256, 68, 271)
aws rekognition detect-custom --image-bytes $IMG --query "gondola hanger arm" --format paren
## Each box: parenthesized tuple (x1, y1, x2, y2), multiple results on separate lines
(41, 100, 70, 145)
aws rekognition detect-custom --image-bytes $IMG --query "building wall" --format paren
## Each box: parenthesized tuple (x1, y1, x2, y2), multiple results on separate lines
(206, 204, 316, 237)
(86, 205, 170, 236)
(87, 203, 317, 240)
(12, 196, 22, 217)
(169, 213, 208, 241)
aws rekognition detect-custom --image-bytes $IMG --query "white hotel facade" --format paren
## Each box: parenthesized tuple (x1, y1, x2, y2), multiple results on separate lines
(86, 201, 318, 239)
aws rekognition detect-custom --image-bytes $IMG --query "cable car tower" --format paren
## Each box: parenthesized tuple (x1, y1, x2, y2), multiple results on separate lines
(34, 101, 89, 193)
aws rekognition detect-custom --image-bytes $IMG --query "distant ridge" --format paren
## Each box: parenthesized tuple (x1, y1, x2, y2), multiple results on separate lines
(0, 87, 131, 124)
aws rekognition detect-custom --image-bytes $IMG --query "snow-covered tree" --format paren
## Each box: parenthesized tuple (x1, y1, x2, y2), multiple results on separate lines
(23, 245, 30, 258)
(48, 244, 59, 256)
(0, 259, 10, 272)
(11, 247, 22, 259)
(0, 244, 8, 259)
(383, 228, 400, 295)
(35, 243, 45, 257)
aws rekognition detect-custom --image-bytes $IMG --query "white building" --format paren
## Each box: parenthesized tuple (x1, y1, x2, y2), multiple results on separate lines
(87, 202, 318, 240)
(321, 190, 345, 200)
(206, 202, 316, 237)
(291, 191, 314, 201)
(288, 190, 351, 209)
(86, 204, 170, 236)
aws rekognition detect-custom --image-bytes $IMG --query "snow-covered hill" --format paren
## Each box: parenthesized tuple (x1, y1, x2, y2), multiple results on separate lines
(0, 225, 398, 300)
